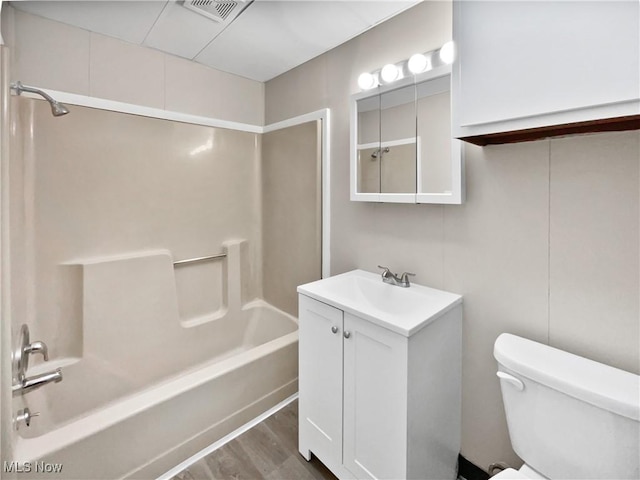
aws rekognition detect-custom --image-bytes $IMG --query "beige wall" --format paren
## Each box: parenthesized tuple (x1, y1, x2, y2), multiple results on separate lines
(1, 6, 264, 125)
(265, 1, 640, 472)
(262, 121, 322, 316)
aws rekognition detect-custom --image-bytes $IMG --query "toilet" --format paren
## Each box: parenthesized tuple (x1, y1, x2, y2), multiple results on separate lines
(493, 333, 640, 480)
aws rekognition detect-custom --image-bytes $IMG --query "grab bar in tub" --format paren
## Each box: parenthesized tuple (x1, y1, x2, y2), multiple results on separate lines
(173, 253, 226, 267)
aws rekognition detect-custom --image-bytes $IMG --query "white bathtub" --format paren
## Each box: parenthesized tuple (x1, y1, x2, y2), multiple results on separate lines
(13, 301, 298, 479)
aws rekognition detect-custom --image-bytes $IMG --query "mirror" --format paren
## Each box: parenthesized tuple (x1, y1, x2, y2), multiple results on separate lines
(353, 84, 416, 203)
(355, 94, 380, 194)
(380, 84, 417, 195)
(350, 65, 463, 204)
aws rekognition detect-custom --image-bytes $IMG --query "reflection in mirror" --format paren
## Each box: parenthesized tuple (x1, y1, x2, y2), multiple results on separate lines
(351, 65, 463, 204)
(417, 75, 451, 194)
(357, 94, 380, 193)
(380, 84, 416, 194)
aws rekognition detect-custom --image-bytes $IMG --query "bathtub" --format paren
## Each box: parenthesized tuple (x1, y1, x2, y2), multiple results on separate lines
(12, 300, 298, 479)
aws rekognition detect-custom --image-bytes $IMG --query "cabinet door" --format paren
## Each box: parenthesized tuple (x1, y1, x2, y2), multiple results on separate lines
(298, 295, 343, 470)
(453, 1, 640, 137)
(342, 313, 408, 479)
(351, 83, 418, 204)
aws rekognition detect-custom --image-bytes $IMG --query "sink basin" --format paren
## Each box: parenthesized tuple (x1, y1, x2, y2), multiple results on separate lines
(297, 269, 462, 336)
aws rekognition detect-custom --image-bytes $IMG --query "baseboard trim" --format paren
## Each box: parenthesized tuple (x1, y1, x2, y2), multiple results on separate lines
(459, 454, 490, 480)
(155, 392, 299, 480)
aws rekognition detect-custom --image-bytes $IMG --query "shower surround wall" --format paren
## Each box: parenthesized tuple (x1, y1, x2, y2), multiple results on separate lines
(265, 0, 640, 473)
(10, 98, 264, 364)
(7, 96, 310, 478)
(262, 121, 322, 317)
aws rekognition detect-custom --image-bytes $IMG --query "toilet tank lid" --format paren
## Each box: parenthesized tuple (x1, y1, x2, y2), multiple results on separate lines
(494, 334, 640, 421)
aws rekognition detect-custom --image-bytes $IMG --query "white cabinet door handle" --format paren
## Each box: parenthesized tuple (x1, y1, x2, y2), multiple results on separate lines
(344, 331, 351, 339)
(496, 371, 524, 391)
(331, 326, 338, 334)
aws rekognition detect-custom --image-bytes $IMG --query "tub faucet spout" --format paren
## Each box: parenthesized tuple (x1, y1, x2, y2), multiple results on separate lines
(13, 368, 62, 396)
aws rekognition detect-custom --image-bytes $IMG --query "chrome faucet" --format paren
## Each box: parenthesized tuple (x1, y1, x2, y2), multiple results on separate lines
(13, 368, 63, 395)
(12, 324, 63, 396)
(13, 325, 49, 378)
(24, 340, 48, 361)
(378, 265, 415, 288)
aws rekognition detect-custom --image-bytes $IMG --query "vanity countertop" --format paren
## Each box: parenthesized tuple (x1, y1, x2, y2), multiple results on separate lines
(297, 269, 462, 337)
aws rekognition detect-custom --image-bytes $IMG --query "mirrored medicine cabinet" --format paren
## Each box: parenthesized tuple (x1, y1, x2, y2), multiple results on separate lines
(350, 65, 464, 204)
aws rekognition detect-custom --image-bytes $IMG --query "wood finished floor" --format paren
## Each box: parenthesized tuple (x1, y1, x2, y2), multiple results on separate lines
(172, 400, 337, 480)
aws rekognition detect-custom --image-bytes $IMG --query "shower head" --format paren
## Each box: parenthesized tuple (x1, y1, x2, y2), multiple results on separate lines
(50, 101, 70, 117)
(10, 81, 70, 117)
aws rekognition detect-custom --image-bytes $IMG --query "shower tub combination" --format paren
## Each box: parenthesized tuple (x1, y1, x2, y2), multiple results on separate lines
(8, 96, 303, 479)
(13, 245, 298, 480)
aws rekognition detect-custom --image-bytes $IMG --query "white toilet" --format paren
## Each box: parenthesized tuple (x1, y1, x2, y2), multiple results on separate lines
(493, 333, 640, 480)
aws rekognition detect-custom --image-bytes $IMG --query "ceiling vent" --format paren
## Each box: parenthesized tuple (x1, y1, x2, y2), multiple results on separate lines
(181, 0, 251, 24)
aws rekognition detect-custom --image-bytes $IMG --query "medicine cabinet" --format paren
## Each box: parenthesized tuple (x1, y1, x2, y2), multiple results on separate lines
(350, 65, 463, 204)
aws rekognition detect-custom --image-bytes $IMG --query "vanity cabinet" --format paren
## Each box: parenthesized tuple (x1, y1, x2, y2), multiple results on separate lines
(452, 1, 640, 144)
(297, 271, 462, 480)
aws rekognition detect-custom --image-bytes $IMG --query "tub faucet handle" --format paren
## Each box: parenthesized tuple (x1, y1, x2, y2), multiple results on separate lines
(25, 340, 48, 362)
(13, 324, 51, 381)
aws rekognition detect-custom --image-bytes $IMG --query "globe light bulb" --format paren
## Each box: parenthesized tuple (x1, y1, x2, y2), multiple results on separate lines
(380, 64, 400, 83)
(439, 41, 455, 65)
(358, 72, 377, 90)
(408, 53, 431, 74)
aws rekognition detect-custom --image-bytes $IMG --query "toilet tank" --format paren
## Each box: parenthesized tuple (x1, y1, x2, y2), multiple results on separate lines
(494, 334, 639, 480)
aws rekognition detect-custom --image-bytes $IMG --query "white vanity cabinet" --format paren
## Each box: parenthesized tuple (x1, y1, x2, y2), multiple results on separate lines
(453, 1, 640, 144)
(297, 270, 462, 480)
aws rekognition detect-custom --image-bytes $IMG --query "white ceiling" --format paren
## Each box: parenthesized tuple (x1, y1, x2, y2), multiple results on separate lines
(10, 0, 420, 82)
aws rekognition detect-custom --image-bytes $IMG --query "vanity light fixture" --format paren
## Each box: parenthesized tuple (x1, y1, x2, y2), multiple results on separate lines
(357, 41, 455, 91)
(357, 72, 378, 90)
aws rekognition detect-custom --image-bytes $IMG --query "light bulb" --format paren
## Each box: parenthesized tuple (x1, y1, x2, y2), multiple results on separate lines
(380, 63, 400, 83)
(439, 41, 455, 65)
(408, 53, 431, 74)
(358, 72, 377, 90)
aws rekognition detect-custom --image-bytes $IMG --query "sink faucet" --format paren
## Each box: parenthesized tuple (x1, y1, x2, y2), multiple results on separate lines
(378, 265, 415, 288)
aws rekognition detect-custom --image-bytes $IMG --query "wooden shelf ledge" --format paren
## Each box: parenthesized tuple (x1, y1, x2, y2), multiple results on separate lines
(459, 115, 640, 146)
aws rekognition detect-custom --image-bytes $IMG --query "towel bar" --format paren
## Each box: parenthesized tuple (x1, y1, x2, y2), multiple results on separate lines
(173, 253, 226, 267)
